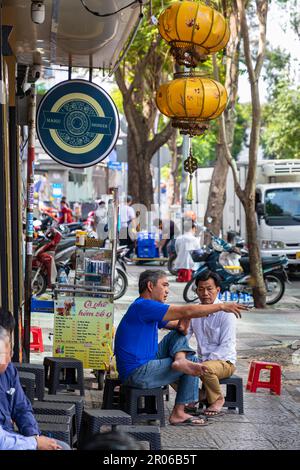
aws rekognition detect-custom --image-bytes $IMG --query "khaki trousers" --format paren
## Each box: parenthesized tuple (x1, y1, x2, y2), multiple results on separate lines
(201, 360, 236, 405)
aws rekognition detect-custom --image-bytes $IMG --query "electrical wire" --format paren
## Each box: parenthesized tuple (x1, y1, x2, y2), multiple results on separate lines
(80, 0, 143, 18)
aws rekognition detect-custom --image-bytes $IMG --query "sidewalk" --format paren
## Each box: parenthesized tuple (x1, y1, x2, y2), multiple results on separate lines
(30, 265, 300, 450)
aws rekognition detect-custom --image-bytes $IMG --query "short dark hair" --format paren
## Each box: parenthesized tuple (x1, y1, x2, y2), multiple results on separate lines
(138, 270, 168, 294)
(0, 308, 15, 334)
(195, 271, 221, 288)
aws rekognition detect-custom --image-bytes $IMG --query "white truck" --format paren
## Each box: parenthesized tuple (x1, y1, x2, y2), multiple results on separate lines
(194, 159, 300, 274)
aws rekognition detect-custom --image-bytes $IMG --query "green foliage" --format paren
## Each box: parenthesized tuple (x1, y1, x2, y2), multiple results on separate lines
(263, 46, 291, 98)
(192, 122, 218, 167)
(189, 102, 251, 166)
(36, 82, 48, 95)
(110, 87, 124, 114)
(231, 103, 251, 159)
(261, 81, 300, 159)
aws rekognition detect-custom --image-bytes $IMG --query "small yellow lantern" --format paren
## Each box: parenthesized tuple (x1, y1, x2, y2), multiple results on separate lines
(158, 1, 230, 67)
(156, 73, 227, 136)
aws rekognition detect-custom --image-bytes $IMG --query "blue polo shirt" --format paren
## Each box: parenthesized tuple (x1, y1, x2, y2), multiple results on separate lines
(114, 298, 169, 381)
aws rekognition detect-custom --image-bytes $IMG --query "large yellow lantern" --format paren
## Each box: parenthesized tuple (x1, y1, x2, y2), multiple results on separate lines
(156, 74, 228, 136)
(158, 1, 230, 67)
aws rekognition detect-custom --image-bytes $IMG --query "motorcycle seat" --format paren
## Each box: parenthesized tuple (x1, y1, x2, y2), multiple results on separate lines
(239, 255, 287, 271)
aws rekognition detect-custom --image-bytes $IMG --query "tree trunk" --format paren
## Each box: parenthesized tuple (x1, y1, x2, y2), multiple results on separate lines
(127, 128, 140, 203)
(243, 198, 266, 307)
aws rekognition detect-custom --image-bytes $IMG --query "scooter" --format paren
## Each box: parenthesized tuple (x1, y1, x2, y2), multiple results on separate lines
(32, 227, 65, 295)
(183, 228, 288, 305)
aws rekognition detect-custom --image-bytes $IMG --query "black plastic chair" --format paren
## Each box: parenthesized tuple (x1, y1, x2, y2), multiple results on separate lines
(43, 357, 85, 396)
(120, 385, 165, 426)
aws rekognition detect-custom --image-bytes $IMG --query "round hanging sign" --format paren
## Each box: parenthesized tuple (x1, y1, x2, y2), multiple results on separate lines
(36, 79, 120, 168)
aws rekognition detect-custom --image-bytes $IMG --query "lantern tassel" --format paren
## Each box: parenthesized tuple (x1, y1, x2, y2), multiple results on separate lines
(186, 174, 193, 202)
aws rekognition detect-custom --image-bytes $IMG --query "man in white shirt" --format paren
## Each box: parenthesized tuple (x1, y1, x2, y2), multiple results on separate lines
(187, 271, 236, 416)
(119, 195, 136, 257)
(174, 221, 200, 271)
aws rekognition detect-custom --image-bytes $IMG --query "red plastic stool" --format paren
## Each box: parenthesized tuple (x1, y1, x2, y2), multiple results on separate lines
(176, 269, 192, 282)
(246, 361, 281, 395)
(30, 327, 44, 352)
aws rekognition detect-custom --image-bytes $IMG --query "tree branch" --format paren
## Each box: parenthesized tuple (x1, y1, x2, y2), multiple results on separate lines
(237, 0, 256, 84)
(115, 68, 145, 150)
(146, 120, 174, 160)
(254, 0, 268, 78)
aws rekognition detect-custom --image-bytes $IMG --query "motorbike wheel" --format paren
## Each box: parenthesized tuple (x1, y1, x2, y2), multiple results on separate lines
(114, 267, 128, 300)
(167, 254, 178, 276)
(264, 273, 285, 305)
(183, 279, 198, 303)
(31, 268, 47, 296)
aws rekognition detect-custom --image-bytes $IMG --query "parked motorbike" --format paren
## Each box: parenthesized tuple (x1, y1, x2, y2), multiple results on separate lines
(32, 227, 65, 295)
(113, 246, 129, 300)
(183, 228, 288, 305)
(167, 239, 178, 276)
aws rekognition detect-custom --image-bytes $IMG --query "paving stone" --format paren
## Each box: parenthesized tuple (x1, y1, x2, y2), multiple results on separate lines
(161, 426, 219, 450)
(282, 371, 300, 380)
(254, 424, 300, 450)
(205, 423, 275, 450)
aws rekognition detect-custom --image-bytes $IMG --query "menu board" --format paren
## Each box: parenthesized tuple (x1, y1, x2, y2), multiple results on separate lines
(53, 296, 113, 369)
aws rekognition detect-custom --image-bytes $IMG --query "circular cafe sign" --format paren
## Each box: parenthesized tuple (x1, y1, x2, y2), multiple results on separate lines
(36, 80, 120, 168)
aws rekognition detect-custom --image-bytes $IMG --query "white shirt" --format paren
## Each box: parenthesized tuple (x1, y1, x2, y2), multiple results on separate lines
(120, 205, 135, 228)
(187, 298, 237, 364)
(0, 426, 37, 450)
(174, 232, 200, 269)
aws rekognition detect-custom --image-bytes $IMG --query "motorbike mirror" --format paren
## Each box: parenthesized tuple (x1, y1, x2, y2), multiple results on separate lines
(256, 202, 265, 216)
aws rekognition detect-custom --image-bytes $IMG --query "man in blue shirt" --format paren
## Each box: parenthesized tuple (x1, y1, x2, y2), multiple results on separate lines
(0, 310, 69, 450)
(115, 270, 245, 426)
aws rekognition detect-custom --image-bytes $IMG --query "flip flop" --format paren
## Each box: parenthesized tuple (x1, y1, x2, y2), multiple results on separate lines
(184, 407, 202, 416)
(203, 410, 225, 417)
(170, 417, 211, 427)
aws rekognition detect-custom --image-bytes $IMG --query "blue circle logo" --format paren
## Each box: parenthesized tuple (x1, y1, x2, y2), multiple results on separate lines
(36, 80, 120, 168)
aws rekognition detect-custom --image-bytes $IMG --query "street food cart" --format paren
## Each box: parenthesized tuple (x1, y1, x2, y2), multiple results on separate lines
(53, 189, 118, 390)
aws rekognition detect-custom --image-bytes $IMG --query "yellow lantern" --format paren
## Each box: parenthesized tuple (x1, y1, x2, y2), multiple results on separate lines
(156, 74, 228, 136)
(158, 1, 230, 66)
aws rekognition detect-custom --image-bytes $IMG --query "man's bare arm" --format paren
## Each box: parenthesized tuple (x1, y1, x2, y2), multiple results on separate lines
(162, 302, 246, 322)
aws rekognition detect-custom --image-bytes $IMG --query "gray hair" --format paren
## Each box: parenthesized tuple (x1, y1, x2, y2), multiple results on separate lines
(138, 270, 168, 294)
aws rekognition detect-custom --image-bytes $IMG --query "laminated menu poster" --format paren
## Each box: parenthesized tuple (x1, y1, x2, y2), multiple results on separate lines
(53, 296, 113, 369)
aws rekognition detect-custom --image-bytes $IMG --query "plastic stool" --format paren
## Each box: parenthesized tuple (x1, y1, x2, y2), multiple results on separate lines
(246, 361, 281, 395)
(39, 422, 71, 447)
(43, 357, 85, 396)
(120, 385, 165, 426)
(102, 376, 122, 409)
(220, 375, 244, 414)
(19, 371, 36, 404)
(30, 327, 44, 352)
(78, 409, 132, 448)
(43, 393, 84, 438)
(14, 363, 45, 400)
(33, 401, 77, 443)
(117, 425, 161, 450)
(35, 414, 73, 447)
(176, 269, 192, 282)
